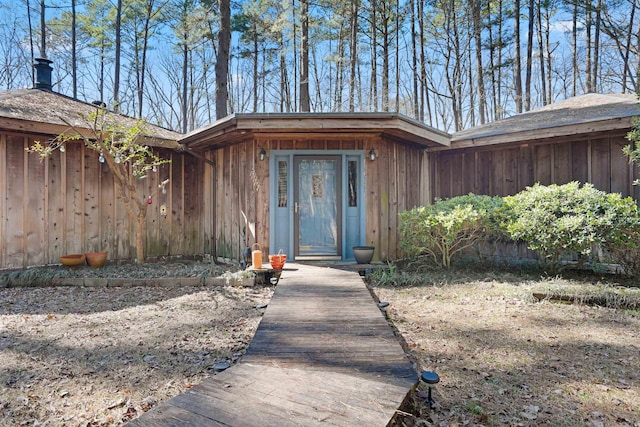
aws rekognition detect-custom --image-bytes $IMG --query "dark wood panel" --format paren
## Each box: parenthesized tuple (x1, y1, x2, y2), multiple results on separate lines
(462, 152, 477, 195)
(477, 151, 492, 195)
(571, 140, 589, 183)
(490, 149, 504, 196)
(503, 148, 518, 195)
(610, 140, 631, 196)
(534, 144, 552, 185)
(591, 138, 611, 192)
(553, 143, 571, 185)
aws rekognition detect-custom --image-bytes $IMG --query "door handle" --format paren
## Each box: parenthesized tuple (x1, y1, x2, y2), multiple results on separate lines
(294, 202, 300, 213)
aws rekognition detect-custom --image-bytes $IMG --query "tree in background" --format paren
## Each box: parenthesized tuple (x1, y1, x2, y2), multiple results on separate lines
(1, 0, 638, 132)
(26, 108, 170, 264)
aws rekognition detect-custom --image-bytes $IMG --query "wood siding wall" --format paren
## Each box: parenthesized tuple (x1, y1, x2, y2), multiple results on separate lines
(0, 132, 208, 270)
(431, 132, 638, 200)
(211, 135, 426, 262)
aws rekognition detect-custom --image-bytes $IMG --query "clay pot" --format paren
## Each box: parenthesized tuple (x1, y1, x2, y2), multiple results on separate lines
(85, 251, 108, 268)
(60, 254, 86, 269)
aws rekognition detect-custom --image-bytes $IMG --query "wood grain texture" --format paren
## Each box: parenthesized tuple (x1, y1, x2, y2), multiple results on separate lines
(127, 263, 417, 427)
(0, 132, 204, 269)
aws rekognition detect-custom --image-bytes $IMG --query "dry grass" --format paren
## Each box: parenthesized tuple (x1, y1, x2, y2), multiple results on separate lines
(0, 283, 273, 426)
(375, 270, 640, 426)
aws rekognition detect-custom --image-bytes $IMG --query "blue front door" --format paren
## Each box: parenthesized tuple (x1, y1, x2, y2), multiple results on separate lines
(270, 151, 364, 261)
(294, 156, 342, 258)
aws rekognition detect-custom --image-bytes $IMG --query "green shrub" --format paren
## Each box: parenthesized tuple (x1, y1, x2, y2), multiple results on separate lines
(503, 182, 640, 273)
(399, 194, 504, 269)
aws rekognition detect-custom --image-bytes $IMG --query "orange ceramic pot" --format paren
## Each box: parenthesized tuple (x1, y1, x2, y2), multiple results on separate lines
(85, 251, 108, 268)
(60, 254, 86, 268)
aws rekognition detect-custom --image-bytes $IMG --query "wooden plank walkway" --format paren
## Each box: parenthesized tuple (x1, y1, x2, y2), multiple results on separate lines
(127, 263, 417, 426)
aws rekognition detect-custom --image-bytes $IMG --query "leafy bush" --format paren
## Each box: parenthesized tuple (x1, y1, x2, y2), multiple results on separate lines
(503, 182, 640, 273)
(399, 194, 504, 269)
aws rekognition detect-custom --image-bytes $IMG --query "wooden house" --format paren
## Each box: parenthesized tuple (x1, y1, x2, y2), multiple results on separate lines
(180, 113, 450, 262)
(0, 72, 208, 269)
(2, 61, 638, 270)
(429, 93, 640, 200)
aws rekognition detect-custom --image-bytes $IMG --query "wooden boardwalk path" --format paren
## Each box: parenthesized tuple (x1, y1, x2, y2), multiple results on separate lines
(127, 263, 417, 426)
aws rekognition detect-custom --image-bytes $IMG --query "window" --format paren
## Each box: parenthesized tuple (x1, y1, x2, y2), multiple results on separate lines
(278, 161, 287, 207)
(348, 160, 357, 207)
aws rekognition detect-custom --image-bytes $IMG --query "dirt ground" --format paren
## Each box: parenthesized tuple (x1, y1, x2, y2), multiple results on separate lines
(2, 261, 639, 427)
(0, 270, 273, 426)
(375, 274, 640, 426)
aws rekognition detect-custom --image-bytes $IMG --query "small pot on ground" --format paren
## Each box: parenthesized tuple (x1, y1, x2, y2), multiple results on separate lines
(85, 251, 108, 268)
(60, 254, 86, 269)
(353, 246, 375, 264)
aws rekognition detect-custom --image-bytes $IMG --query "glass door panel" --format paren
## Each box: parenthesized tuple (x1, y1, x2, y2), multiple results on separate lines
(294, 156, 342, 257)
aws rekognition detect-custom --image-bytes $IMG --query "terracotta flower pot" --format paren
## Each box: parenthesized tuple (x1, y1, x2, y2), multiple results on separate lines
(85, 251, 108, 268)
(60, 254, 86, 269)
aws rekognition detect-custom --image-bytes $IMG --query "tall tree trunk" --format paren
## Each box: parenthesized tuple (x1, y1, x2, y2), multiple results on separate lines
(299, 0, 310, 112)
(419, 0, 431, 124)
(497, 0, 503, 118)
(586, 1, 593, 92)
(524, 0, 534, 111)
(182, 32, 188, 133)
(592, 0, 602, 92)
(280, 35, 291, 112)
(411, 0, 419, 118)
(137, 0, 155, 118)
(114, 0, 122, 111)
(381, 3, 390, 112)
(253, 24, 259, 112)
(514, 0, 523, 113)
(544, 3, 552, 103)
(572, 0, 578, 96)
(471, 0, 486, 124)
(488, 0, 498, 121)
(71, 0, 77, 98)
(395, 0, 400, 112)
(100, 41, 105, 102)
(622, 0, 636, 92)
(371, 0, 378, 111)
(216, 0, 231, 119)
(537, 1, 546, 105)
(349, 0, 359, 112)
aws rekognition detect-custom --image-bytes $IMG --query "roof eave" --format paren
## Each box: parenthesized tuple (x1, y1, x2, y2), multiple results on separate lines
(0, 116, 182, 150)
(180, 113, 450, 149)
(435, 117, 635, 151)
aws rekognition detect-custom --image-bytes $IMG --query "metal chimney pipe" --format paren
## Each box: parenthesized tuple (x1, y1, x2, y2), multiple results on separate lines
(34, 58, 53, 91)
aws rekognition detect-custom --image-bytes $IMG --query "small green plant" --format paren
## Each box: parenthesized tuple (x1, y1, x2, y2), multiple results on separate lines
(466, 402, 484, 415)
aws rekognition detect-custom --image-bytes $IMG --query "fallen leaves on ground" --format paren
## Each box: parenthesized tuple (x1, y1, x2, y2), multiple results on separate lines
(0, 282, 273, 426)
(378, 279, 640, 426)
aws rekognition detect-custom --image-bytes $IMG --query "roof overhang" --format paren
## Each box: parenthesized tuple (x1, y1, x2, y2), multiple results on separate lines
(0, 89, 182, 150)
(437, 93, 640, 151)
(436, 116, 635, 151)
(180, 112, 451, 150)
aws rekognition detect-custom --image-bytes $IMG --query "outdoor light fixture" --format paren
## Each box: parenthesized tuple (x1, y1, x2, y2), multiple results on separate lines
(368, 148, 377, 161)
(259, 147, 267, 161)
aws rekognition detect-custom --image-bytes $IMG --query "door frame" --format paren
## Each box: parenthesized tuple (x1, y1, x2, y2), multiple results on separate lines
(269, 150, 366, 261)
(293, 155, 343, 259)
